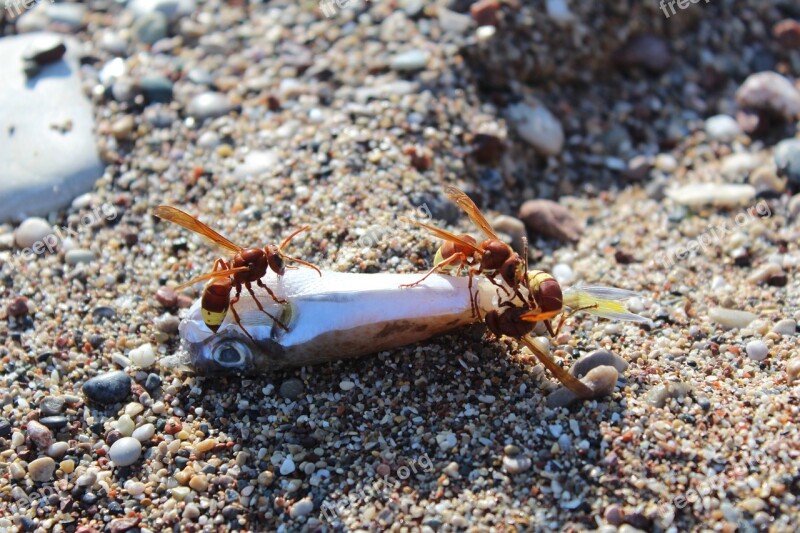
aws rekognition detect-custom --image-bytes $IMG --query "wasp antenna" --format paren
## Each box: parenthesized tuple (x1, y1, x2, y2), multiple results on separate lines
(279, 226, 312, 251)
(282, 254, 322, 277)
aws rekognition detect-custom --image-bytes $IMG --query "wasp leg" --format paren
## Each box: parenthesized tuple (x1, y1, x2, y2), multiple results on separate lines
(400, 253, 463, 288)
(246, 281, 289, 331)
(256, 277, 288, 305)
(551, 304, 599, 338)
(229, 285, 257, 343)
(519, 336, 593, 398)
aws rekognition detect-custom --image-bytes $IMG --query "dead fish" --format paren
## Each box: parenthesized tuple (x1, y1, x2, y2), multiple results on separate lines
(164, 269, 500, 374)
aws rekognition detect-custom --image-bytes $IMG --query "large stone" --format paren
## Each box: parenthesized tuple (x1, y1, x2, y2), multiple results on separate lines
(0, 33, 103, 222)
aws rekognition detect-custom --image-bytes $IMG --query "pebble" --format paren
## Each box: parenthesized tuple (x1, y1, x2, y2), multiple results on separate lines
(28, 457, 56, 482)
(0, 34, 104, 222)
(114, 415, 136, 436)
(502, 454, 532, 474)
(82, 371, 132, 405)
(546, 0, 574, 25)
(339, 380, 356, 391)
(125, 480, 146, 496)
(709, 307, 757, 329)
(155, 313, 180, 334)
(492, 215, 527, 253)
(15, 217, 52, 248)
(111, 115, 135, 141)
(189, 474, 209, 492)
(519, 200, 581, 242)
(195, 438, 217, 454)
(40, 396, 65, 416)
(0, 419, 11, 438)
(132, 423, 155, 442)
(735, 71, 800, 123)
(747, 263, 785, 285)
(772, 319, 797, 335)
(133, 12, 168, 44)
(436, 432, 457, 450)
(390, 50, 430, 71)
(774, 138, 800, 187)
(47, 442, 69, 459)
(745, 340, 769, 362)
(470, 0, 499, 26)
(705, 114, 742, 142)
(39, 416, 68, 430)
(774, 19, 800, 48)
(65, 249, 95, 265)
(280, 456, 296, 475)
(665, 184, 755, 207)
(547, 366, 619, 408)
(570, 350, 629, 379)
(506, 101, 564, 156)
(551, 263, 574, 285)
(645, 381, 693, 408)
(129, 343, 156, 368)
(786, 358, 800, 383)
(8, 297, 30, 317)
(790, 194, 800, 221)
(109, 437, 142, 466)
(27, 420, 54, 449)
(140, 75, 173, 104)
(613, 34, 671, 73)
(155, 286, 178, 307)
(749, 166, 785, 195)
(290, 497, 314, 518)
(187, 92, 233, 120)
(721, 153, 762, 180)
(145, 373, 162, 391)
(172, 486, 190, 501)
(279, 378, 304, 400)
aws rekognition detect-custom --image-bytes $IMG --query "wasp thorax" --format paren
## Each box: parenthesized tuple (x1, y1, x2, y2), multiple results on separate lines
(481, 239, 510, 270)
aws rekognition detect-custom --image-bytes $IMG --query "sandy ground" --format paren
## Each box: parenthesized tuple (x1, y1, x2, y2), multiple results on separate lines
(0, 0, 799, 531)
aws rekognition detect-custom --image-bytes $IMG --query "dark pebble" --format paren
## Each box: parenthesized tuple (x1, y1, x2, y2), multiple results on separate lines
(175, 456, 189, 468)
(140, 75, 174, 104)
(278, 378, 304, 400)
(39, 416, 69, 430)
(82, 371, 131, 405)
(0, 418, 11, 438)
(81, 493, 98, 505)
(613, 34, 671, 74)
(40, 397, 65, 416)
(774, 19, 800, 49)
(144, 373, 162, 391)
(92, 306, 117, 322)
(89, 335, 105, 349)
(105, 429, 123, 446)
(471, 133, 505, 163)
(7, 297, 29, 317)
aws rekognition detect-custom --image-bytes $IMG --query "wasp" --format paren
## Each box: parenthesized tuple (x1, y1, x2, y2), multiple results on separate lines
(153, 206, 321, 341)
(401, 186, 527, 316)
(484, 271, 649, 396)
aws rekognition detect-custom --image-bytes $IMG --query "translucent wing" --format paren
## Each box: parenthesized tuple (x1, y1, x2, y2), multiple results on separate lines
(562, 284, 650, 323)
(176, 266, 250, 290)
(154, 206, 243, 254)
(400, 216, 483, 255)
(444, 186, 501, 241)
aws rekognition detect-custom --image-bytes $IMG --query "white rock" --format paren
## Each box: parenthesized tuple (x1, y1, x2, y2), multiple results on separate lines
(736, 71, 800, 122)
(129, 343, 156, 369)
(233, 151, 279, 179)
(390, 49, 430, 71)
(280, 456, 296, 475)
(720, 153, 762, 180)
(745, 340, 769, 361)
(552, 263, 574, 285)
(507, 102, 564, 156)
(705, 114, 742, 142)
(0, 34, 103, 222)
(437, 8, 472, 34)
(109, 437, 142, 466)
(289, 497, 314, 518)
(546, 0, 575, 25)
(339, 380, 355, 392)
(14, 217, 53, 248)
(128, 0, 196, 20)
(132, 423, 156, 442)
(709, 307, 757, 329)
(436, 431, 457, 450)
(772, 319, 797, 336)
(665, 183, 755, 207)
(502, 455, 532, 474)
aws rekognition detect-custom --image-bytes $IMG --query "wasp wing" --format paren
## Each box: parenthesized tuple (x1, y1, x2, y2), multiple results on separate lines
(444, 186, 501, 241)
(562, 284, 651, 323)
(154, 206, 243, 254)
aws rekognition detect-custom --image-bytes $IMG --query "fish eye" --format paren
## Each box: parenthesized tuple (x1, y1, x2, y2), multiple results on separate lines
(212, 342, 250, 369)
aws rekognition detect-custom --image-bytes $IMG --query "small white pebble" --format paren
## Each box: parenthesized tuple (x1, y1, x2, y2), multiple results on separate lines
(132, 423, 155, 442)
(109, 437, 142, 467)
(745, 340, 769, 362)
(339, 380, 355, 391)
(280, 456, 296, 475)
(129, 343, 156, 369)
(289, 496, 314, 518)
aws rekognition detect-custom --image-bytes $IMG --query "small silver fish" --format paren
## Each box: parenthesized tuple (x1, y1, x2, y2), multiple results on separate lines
(166, 269, 499, 374)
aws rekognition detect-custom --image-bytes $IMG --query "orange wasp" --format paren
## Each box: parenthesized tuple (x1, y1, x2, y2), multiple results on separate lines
(401, 186, 527, 316)
(153, 206, 321, 341)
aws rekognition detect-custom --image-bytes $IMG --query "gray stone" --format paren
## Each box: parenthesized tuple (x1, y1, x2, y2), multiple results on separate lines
(187, 92, 233, 120)
(82, 371, 131, 405)
(0, 33, 103, 223)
